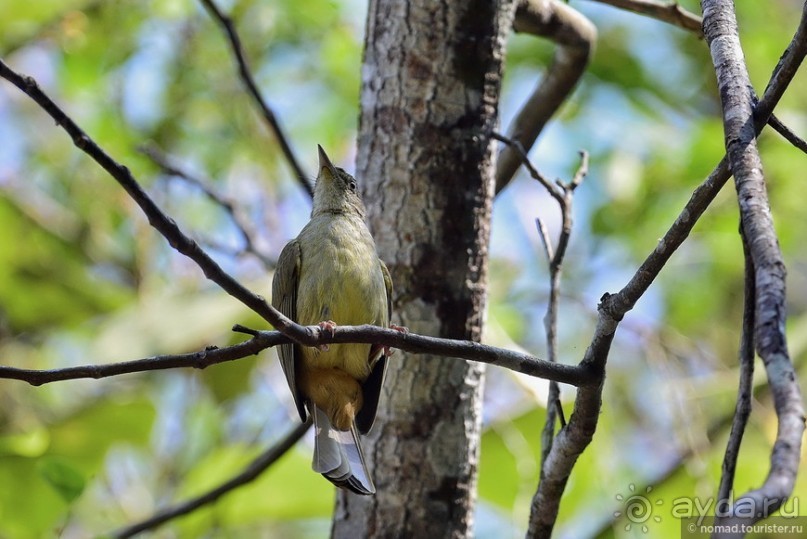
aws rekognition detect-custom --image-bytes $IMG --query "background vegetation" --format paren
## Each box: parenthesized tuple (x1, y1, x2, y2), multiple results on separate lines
(0, 0, 804, 537)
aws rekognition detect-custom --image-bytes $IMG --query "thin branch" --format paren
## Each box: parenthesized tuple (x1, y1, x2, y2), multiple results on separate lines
(568, 150, 589, 190)
(767, 113, 807, 154)
(492, 131, 556, 195)
(0, 325, 599, 387)
(535, 218, 554, 262)
(496, 0, 596, 193)
(139, 142, 275, 267)
(526, 4, 807, 534)
(553, 151, 588, 275)
(499, 137, 588, 481)
(0, 57, 313, 347)
(702, 0, 805, 528)
(717, 228, 756, 505)
(532, 150, 588, 526)
(197, 0, 312, 197)
(113, 420, 311, 538)
(590, 0, 704, 36)
(0, 338, 274, 386)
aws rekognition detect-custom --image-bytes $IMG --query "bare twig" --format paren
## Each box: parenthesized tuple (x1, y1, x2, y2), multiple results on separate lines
(140, 142, 275, 267)
(702, 0, 805, 529)
(590, 0, 704, 36)
(602, 1, 807, 320)
(0, 338, 272, 385)
(492, 131, 555, 193)
(0, 325, 598, 387)
(496, 135, 590, 488)
(535, 218, 554, 262)
(717, 228, 755, 506)
(496, 0, 596, 193)
(197, 0, 312, 197)
(113, 420, 311, 538)
(767, 113, 807, 154)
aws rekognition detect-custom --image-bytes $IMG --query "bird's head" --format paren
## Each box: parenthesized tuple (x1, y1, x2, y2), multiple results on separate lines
(312, 145, 366, 217)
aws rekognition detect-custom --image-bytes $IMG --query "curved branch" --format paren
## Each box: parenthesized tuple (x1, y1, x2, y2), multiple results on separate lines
(496, 0, 596, 193)
(527, 4, 807, 533)
(112, 420, 311, 538)
(702, 0, 805, 527)
(591, 0, 703, 36)
(197, 0, 312, 197)
(0, 324, 598, 387)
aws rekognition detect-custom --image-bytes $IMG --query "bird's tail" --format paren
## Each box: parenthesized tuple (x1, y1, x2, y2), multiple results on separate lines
(311, 404, 375, 495)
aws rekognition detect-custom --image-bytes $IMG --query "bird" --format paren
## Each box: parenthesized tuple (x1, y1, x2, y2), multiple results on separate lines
(271, 145, 392, 495)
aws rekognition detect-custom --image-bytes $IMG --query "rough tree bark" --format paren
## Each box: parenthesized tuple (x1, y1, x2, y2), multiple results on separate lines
(331, 0, 515, 536)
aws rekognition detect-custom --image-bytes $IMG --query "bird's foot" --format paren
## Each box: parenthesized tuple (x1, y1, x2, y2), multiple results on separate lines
(317, 320, 337, 351)
(384, 324, 409, 356)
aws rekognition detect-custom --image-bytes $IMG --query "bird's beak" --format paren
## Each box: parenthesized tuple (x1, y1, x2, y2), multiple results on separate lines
(317, 145, 338, 180)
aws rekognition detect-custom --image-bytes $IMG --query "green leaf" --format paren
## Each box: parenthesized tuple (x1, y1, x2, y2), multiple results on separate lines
(0, 457, 68, 539)
(478, 407, 546, 510)
(0, 428, 50, 458)
(38, 456, 86, 504)
(48, 396, 156, 470)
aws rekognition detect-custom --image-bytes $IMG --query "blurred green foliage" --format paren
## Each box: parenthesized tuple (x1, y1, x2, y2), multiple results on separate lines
(0, 0, 805, 537)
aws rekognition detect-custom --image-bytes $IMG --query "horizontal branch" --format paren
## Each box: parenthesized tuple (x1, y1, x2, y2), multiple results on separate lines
(0, 324, 598, 387)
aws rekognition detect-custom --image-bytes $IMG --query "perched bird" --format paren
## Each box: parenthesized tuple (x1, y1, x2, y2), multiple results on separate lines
(271, 146, 392, 495)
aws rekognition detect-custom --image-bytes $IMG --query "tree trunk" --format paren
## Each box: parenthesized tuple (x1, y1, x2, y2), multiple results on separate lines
(331, 0, 514, 537)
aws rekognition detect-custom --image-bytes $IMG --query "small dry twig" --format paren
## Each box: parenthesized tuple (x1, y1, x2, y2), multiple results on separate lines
(198, 0, 312, 197)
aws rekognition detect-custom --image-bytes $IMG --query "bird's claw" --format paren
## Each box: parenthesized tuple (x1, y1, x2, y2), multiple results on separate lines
(317, 320, 337, 351)
(384, 324, 409, 356)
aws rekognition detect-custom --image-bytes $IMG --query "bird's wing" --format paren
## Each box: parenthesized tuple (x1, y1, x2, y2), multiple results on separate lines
(271, 239, 307, 422)
(356, 259, 393, 434)
(381, 259, 393, 324)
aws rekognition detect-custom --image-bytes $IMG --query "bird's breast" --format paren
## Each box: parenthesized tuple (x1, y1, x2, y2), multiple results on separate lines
(295, 215, 387, 378)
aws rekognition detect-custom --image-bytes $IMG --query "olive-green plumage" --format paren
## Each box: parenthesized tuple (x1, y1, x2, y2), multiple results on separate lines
(271, 146, 391, 495)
